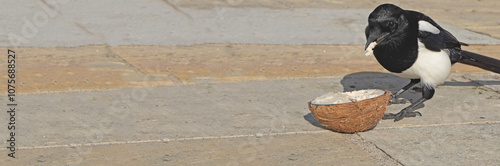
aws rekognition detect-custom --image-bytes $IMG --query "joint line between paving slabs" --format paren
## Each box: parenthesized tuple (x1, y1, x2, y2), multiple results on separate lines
(159, 0, 193, 21)
(375, 120, 500, 130)
(369, 139, 405, 166)
(105, 45, 146, 75)
(6, 130, 330, 151)
(343, 133, 403, 166)
(8, 122, 498, 151)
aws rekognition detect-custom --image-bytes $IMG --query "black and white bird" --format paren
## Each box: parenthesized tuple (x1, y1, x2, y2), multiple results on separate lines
(364, 4, 500, 121)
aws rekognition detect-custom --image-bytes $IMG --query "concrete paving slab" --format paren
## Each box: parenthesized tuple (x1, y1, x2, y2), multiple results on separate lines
(1, 73, 499, 165)
(2, 132, 378, 166)
(2, 1, 499, 47)
(11, 73, 498, 148)
(5, 45, 500, 94)
(0, 46, 156, 93)
(359, 124, 500, 166)
(320, 73, 500, 166)
(1, 77, 387, 165)
(4, 78, 344, 148)
(170, 0, 500, 39)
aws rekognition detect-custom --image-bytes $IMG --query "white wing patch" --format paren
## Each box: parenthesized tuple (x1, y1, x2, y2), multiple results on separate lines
(418, 20, 440, 34)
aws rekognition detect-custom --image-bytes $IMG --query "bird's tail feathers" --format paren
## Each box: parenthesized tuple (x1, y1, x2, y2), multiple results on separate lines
(459, 50, 500, 74)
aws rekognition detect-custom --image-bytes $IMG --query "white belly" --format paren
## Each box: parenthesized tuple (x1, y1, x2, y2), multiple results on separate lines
(395, 41, 451, 87)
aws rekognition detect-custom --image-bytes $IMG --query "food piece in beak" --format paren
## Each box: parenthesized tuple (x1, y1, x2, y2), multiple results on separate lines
(365, 41, 377, 56)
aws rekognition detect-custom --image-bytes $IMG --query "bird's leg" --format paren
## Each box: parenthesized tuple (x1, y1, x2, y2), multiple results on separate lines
(390, 79, 420, 104)
(384, 84, 435, 122)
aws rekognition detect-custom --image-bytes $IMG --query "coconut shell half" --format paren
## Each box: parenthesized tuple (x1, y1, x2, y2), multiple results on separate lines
(308, 89, 391, 133)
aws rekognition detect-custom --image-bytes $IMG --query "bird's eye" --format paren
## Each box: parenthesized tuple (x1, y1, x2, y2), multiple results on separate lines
(388, 21, 396, 28)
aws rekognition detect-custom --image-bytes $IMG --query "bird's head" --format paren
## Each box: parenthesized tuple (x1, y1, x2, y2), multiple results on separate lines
(365, 4, 409, 51)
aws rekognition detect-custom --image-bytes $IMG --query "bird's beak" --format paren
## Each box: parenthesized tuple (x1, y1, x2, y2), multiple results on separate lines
(365, 33, 380, 50)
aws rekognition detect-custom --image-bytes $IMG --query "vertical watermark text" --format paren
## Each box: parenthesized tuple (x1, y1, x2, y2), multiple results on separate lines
(7, 49, 17, 158)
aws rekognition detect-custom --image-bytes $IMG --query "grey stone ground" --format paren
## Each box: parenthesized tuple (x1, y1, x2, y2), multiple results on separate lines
(2, 0, 500, 47)
(1, 73, 499, 165)
(1, 0, 500, 165)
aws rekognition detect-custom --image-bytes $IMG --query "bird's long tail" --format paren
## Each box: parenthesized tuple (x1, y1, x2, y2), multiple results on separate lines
(459, 50, 500, 74)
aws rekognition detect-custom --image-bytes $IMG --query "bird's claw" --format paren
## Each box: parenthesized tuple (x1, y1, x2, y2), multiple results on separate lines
(383, 109, 422, 122)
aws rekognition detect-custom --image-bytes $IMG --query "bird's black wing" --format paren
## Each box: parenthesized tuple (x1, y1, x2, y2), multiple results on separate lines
(406, 10, 467, 63)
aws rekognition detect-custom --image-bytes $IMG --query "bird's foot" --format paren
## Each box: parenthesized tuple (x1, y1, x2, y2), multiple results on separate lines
(389, 96, 410, 104)
(412, 87, 423, 93)
(382, 108, 422, 122)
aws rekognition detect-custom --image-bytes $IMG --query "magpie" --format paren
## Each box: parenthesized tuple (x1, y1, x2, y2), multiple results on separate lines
(364, 4, 500, 121)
